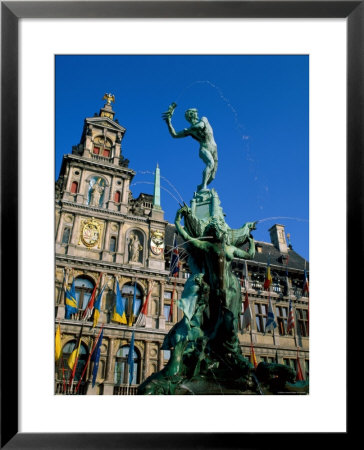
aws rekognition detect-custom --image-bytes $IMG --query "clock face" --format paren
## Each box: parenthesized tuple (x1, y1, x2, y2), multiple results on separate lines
(80, 219, 101, 248)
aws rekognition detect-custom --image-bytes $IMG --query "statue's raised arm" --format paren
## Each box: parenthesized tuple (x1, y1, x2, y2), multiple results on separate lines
(162, 103, 218, 192)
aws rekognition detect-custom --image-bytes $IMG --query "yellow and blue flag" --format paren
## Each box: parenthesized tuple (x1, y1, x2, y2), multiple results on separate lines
(93, 283, 106, 328)
(65, 278, 78, 319)
(112, 279, 127, 324)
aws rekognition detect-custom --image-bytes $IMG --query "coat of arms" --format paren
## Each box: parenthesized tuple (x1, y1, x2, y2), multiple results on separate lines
(150, 230, 164, 256)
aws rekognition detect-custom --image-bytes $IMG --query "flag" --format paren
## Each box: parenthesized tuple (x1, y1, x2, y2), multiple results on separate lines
(241, 291, 252, 331)
(170, 234, 180, 277)
(284, 265, 290, 296)
(168, 285, 176, 322)
(82, 273, 102, 320)
(65, 277, 78, 319)
(265, 296, 277, 333)
(296, 348, 305, 381)
(55, 324, 62, 361)
(250, 343, 258, 369)
(127, 282, 137, 326)
(243, 260, 250, 290)
(303, 270, 309, 296)
(68, 325, 83, 386)
(287, 299, 295, 334)
(112, 278, 127, 325)
(263, 263, 272, 290)
(128, 329, 136, 385)
(136, 281, 154, 326)
(91, 328, 104, 388)
(93, 282, 107, 327)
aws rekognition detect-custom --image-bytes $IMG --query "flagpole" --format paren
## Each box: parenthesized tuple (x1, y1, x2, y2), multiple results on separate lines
(75, 324, 104, 394)
(68, 324, 84, 391)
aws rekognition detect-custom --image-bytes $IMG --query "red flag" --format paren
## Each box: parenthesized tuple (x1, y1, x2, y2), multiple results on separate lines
(241, 291, 252, 330)
(82, 273, 102, 319)
(296, 348, 305, 381)
(287, 299, 295, 334)
(140, 282, 154, 316)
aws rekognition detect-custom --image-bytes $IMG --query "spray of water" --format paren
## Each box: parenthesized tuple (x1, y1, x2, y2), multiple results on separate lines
(130, 181, 181, 205)
(176, 79, 270, 209)
(137, 170, 184, 204)
(257, 216, 308, 224)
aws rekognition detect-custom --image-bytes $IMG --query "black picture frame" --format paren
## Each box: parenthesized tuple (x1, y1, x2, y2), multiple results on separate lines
(1, 1, 357, 448)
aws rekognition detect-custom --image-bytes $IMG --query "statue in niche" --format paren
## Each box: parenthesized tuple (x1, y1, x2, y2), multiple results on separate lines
(162, 103, 218, 192)
(89, 178, 105, 207)
(128, 233, 143, 263)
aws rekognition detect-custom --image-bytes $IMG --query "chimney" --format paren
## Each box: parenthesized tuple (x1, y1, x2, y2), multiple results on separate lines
(268, 224, 288, 253)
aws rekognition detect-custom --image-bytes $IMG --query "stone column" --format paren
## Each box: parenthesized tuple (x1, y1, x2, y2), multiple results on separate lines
(115, 222, 124, 264)
(158, 342, 164, 371)
(158, 281, 166, 330)
(145, 279, 153, 329)
(103, 337, 115, 395)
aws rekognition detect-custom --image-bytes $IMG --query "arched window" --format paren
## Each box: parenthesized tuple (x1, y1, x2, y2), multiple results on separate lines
(74, 277, 95, 310)
(70, 181, 78, 194)
(109, 236, 117, 252)
(57, 340, 88, 382)
(121, 283, 142, 324)
(114, 190, 121, 203)
(114, 345, 140, 385)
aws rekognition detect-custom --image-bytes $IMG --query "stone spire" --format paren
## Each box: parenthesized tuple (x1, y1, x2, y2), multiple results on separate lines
(153, 164, 162, 210)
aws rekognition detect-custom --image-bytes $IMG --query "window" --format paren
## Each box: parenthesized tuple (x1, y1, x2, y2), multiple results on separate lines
(93, 146, 100, 155)
(57, 340, 88, 383)
(276, 306, 291, 336)
(251, 273, 263, 291)
(261, 356, 275, 364)
(121, 283, 142, 325)
(297, 308, 309, 337)
(103, 149, 110, 157)
(114, 191, 121, 203)
(61, 227, 71, 244)
(114, 345, 140, 385)
(70, 181, 78, 194)
(109, 236, 117, 252)
(283, 358, 297, 371)
(164, 291, 174, 321)
(272, 278, 281, 294)
(305, 359, 309, 380)
(74, 277, 95, 311)
(255, 303, 268, 332)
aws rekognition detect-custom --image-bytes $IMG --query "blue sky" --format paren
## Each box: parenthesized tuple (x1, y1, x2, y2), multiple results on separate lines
(56, 55, 309, 260)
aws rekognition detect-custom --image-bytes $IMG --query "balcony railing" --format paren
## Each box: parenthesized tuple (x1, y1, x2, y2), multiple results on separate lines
(55, 380, 87, 395)
(91, 154, 112, 163)
(113, 385, 138, 395)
